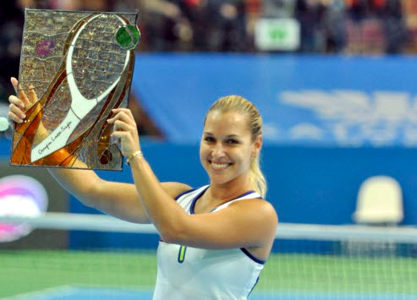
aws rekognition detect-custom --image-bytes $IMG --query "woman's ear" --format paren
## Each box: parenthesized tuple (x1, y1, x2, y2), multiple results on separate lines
(252, 135, 262, 157)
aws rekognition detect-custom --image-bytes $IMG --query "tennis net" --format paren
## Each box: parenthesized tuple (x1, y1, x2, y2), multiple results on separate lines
(1, 213, 416, 300)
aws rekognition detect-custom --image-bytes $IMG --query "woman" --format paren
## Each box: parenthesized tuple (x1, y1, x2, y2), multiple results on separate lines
(8, 77, 278, 299)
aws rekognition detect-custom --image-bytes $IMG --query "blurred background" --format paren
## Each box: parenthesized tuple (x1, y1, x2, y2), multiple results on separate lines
(1, 0, 417, 299)
(2, 0, 417, 100)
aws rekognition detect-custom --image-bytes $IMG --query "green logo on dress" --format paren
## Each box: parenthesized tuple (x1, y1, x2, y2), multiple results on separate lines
(178, 245, 187, 263)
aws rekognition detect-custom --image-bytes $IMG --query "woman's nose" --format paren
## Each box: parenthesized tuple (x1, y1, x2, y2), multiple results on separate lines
(211, 143, 225, 157)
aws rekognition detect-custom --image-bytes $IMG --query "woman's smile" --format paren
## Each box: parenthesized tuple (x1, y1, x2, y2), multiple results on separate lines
(209, 160, 233, 171)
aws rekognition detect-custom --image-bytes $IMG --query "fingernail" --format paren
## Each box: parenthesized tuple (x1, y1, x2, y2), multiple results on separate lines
(21, 114, 26, 118)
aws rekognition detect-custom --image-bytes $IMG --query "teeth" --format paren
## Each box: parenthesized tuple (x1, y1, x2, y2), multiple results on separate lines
(211, 162, 229, 169)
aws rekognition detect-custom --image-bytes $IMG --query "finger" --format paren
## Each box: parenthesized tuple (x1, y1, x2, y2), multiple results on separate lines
(9, 95, 26, 110)
(8, 111, 24, 124)
(28, 84, 38, 104)
(113, 120, 132, 132)
(108, 110, 134, 125)
(17, 83, 32, 108)
(110, 131, 129, 139)
(10, 77, 18, 94)
(11, 78, 31, 108)
(111, 108, 135, 120)
(9, 103, 26, 120)
(111, 107, 133, 118)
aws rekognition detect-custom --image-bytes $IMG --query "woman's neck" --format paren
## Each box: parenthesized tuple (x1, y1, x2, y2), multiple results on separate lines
(208, 175, 254, 202)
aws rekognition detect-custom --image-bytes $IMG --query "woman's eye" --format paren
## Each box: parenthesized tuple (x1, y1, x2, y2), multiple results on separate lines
(226, 139, 239, 145)
(204, 136, 215, 143)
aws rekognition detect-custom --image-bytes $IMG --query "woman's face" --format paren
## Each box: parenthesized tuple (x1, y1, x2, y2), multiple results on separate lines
(200, 110, 261, 186)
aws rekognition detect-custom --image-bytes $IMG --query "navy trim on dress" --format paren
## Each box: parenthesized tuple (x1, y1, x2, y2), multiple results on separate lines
(189, 186, 210, 214)
(240, 248, 266, 264)
(174, 188, 197, 201)
(209, 191, 260, 212)
(192, 189, 259, 214)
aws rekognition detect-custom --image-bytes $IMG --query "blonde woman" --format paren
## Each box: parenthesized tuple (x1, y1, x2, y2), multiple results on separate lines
(8, 77, 278, 299)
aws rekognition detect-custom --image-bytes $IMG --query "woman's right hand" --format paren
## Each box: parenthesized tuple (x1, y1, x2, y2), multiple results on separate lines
(8, 77, 38, 125)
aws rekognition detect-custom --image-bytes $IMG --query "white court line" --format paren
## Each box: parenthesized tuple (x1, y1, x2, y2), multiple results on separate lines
(1, 286, 77, 300)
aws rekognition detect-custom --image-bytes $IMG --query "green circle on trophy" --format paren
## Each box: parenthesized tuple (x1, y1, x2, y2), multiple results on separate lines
(116, 25, 140, 50)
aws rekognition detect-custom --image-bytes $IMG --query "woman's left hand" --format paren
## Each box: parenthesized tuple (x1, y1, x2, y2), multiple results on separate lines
(107, 108, 141, 158)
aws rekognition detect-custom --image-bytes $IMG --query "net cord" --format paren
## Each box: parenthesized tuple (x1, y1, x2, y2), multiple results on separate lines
(0, 213, 416, 243)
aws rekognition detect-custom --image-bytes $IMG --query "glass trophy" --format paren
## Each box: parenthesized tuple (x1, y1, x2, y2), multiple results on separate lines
(10, 9, 140, 170)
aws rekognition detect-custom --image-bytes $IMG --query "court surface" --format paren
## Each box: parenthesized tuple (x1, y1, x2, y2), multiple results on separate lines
(2, 249, 417, 300)
(3, 287, 417, 300)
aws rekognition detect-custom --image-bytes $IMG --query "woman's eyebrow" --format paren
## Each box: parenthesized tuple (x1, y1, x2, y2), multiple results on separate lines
(225, 134, 240, 139)
(203, 133, 241, 138)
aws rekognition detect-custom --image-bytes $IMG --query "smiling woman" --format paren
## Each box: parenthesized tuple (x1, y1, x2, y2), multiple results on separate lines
(201, 95, 266, 198)
(7, 88, 278, 299)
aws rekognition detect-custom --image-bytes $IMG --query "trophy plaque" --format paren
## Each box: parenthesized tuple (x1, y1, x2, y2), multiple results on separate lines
(10, 9, 140, 170)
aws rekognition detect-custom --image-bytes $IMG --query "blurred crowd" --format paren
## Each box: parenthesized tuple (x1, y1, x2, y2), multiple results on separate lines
(1, 0, 416, 115)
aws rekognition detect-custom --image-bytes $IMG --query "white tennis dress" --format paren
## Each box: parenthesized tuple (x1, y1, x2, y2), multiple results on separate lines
(152, 185, 265, 300)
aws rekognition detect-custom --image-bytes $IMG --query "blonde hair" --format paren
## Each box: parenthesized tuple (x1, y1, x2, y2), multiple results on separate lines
(205, 95, 267, 198)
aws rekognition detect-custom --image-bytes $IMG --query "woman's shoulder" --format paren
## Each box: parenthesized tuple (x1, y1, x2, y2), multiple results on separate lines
(229, 197, 278, 224)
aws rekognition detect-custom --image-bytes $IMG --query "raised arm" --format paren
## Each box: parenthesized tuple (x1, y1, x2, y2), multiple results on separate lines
(49, 166, 151, 223)
(7, 77, 190, 223)
(49, 167, 190, 223)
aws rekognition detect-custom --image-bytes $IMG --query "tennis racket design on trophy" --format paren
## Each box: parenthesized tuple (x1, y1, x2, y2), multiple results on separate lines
(10, 9, 139, 170)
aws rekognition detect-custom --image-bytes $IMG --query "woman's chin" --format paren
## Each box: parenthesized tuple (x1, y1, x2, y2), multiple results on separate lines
(208, 174, 231, 186)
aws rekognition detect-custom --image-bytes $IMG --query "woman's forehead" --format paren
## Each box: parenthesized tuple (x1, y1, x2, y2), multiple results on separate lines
(204, 111, 250, 134)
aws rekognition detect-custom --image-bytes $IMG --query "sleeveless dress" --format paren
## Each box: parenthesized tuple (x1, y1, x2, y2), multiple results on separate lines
(152, 185, 265, 300)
